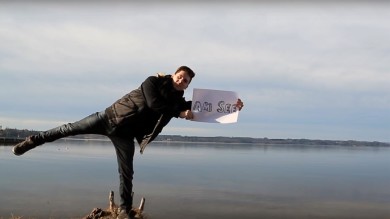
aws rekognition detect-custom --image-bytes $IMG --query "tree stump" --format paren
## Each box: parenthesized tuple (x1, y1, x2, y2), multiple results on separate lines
(83, 191, 146, 219)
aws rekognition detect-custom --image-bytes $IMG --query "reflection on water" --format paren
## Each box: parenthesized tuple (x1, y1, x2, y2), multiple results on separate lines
(1, 141, 390, 219)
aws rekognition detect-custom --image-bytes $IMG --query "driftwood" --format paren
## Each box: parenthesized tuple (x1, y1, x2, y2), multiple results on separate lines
(83, 191, 146, 219)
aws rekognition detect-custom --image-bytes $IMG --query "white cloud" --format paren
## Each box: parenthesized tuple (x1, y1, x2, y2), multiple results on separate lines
(1, 2, 389, 141)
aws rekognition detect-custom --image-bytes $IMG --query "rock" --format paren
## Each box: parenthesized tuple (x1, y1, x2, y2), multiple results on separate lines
(83, 191, 146, 219)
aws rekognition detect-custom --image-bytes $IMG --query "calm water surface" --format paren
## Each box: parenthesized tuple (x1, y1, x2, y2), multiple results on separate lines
(1, 141, 390, 219)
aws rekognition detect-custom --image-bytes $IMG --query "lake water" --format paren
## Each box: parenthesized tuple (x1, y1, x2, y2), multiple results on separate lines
(1, 140, 390, 219)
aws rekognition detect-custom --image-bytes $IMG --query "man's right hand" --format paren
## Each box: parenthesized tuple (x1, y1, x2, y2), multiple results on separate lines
(179, 110, 193, 120)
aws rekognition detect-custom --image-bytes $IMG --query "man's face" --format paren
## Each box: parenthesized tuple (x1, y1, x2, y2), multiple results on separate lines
(172, 70, 191, 91)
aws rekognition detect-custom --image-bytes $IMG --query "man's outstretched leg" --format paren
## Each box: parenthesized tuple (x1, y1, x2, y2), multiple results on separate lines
(13, 111, 109, 156)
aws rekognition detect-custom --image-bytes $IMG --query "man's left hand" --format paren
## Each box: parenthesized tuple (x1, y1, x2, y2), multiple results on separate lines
(236, 98, 244, 111)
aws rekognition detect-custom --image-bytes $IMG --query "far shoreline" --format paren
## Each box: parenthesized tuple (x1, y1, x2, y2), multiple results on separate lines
(1, 133, 389, 148)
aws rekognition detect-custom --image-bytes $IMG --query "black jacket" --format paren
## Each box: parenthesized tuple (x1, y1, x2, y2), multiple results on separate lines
(105, 74, 191, 153)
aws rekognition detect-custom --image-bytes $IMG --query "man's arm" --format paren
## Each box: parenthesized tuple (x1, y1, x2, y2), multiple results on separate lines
(141, 76, 184, 117)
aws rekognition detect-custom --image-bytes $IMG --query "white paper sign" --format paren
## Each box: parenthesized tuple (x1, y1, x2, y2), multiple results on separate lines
(191, 88, 239, 123)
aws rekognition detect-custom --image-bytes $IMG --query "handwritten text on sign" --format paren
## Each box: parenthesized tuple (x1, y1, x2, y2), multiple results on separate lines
(191, 88, 239, 123)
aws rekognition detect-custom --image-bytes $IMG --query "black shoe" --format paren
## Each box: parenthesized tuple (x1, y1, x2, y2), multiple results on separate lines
(12, 136, 40, 156)
(129, 209, 137, 218)
(116, 208, 137, 219)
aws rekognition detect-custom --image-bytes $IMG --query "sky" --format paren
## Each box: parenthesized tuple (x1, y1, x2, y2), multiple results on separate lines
(1, 1, 389, 142)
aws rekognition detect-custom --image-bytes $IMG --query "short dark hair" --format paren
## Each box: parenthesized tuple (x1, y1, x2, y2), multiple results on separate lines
(175, 66, 195, 79)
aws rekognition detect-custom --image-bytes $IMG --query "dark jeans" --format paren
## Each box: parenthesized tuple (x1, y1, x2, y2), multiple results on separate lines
(35, 111, 135, 211)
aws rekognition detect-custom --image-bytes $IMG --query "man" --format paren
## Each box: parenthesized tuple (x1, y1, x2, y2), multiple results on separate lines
(12, 66, 244, 219)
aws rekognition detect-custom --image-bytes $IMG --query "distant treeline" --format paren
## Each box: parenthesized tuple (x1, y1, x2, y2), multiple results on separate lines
(1, 128, 389, 147)
(0, 128, 40, 139)
(154, 135, 390, 147)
